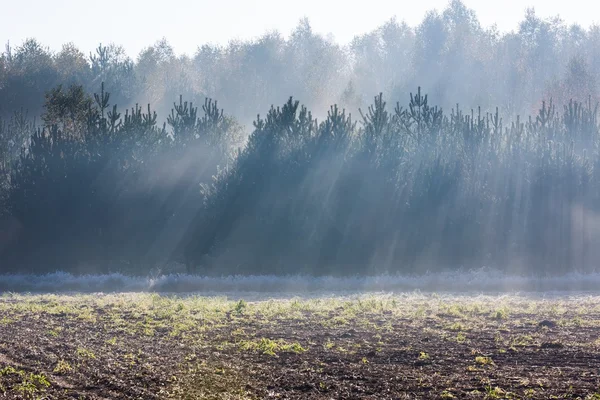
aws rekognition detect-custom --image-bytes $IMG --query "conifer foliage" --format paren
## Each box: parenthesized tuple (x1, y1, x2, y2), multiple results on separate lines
(0, 84, 239, 273)
(2, 82, 600, 275)
(183, 88, 600, 276)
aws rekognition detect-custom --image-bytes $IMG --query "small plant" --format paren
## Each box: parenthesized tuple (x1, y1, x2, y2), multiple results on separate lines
(475, 356, 494, 366)
(492, 308, 508, 320)
(511, 334, 534, 347)
(418, 351, 430, 360)
(53, 360, 72, 375)
(233, 300, 247, 315)
(123, 353, 136, 365)
(414, 306, 427, 318)
(485, 385, 505, 399)
(215, 341, 231, 351)
(0, 367, 51, 397)
(231, 327, 246, 336)
(253, 338, 278, 356)
(441, 390, 455, 399)
(328, 316, 349, 326)
(448, 322, 465, 331)
(283, 342, 308, 354)
(239, 338, 307, 356)
(76, 347, 96, 359)
(0, 366, 18, 376)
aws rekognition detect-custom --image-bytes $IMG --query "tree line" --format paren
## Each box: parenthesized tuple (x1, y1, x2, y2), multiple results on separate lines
(1, 81, 600, 276)
(3, 0, 600, 275)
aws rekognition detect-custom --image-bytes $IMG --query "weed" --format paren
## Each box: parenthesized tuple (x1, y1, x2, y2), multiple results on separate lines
(492, 308, 509, 320)
(448, 322, 465, 331)
(475, 356, 494, 366)
(233, 300, 247, 315)
(511, 334, 534, 347)
(0, 367, 51, 398)
(285, 342, 308, 354)
(53, 360, 72, 375)
(485, 385, 506, 399)
(414, 306, 427, 318)
(239, 338, 307, 356)
(231, 327, 246, 336)
(76, 347, 96, 359)
(327, 316, 349, 326)
(123, 353, 137, 365)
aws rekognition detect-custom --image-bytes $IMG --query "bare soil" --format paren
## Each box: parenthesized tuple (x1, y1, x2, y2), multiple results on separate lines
(0, 293, 599, 399)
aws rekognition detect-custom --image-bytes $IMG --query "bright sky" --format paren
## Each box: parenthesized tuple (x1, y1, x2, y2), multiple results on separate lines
(1, 0, 598, 58)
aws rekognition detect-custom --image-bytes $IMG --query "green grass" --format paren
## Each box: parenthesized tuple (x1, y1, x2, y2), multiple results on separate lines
(238, 338, 307, 356)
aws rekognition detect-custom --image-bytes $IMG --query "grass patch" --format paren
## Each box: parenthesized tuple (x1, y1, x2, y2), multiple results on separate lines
(239, 338, 307, 356)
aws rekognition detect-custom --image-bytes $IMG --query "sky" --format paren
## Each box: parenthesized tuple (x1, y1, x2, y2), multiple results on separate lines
(1, 0, 598, 58)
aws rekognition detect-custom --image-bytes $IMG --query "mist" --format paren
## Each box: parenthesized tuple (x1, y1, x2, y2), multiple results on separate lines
(2, 2, 599, 125)
(4, 269, 600, 295)
(2, 1, 600, 281)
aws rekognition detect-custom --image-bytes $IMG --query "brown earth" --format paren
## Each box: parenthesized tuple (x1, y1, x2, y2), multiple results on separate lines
(0, 293, 599, 399)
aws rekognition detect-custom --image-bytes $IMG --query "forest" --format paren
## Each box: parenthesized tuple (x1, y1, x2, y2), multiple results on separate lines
(2, 1, 600, 276)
